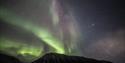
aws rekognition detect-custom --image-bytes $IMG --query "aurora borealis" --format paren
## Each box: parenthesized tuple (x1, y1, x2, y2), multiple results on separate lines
(0, 0, 125, 63)
(0, 37, 43, 62)
(0, 7, 65, 54)
(0, 0, 79, 62)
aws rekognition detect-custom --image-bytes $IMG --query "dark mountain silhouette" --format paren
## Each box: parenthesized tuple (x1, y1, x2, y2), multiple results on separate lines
(0, 53, 112, 63)
(33, 53, 112, 63)
(0, 53, 22, 63)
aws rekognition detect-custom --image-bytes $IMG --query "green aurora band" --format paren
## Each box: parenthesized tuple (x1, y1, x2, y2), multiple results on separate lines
(0, 7, 65, 57)
(0, 37, 43, 62)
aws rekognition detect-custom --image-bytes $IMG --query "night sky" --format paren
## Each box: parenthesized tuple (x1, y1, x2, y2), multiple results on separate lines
(67, 0, 125, 63)
(0, 0, 125, 63)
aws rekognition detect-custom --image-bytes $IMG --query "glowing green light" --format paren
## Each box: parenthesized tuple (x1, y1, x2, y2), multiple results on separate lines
(0, 7, 65, 54)
(0, 37, 43, 62)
